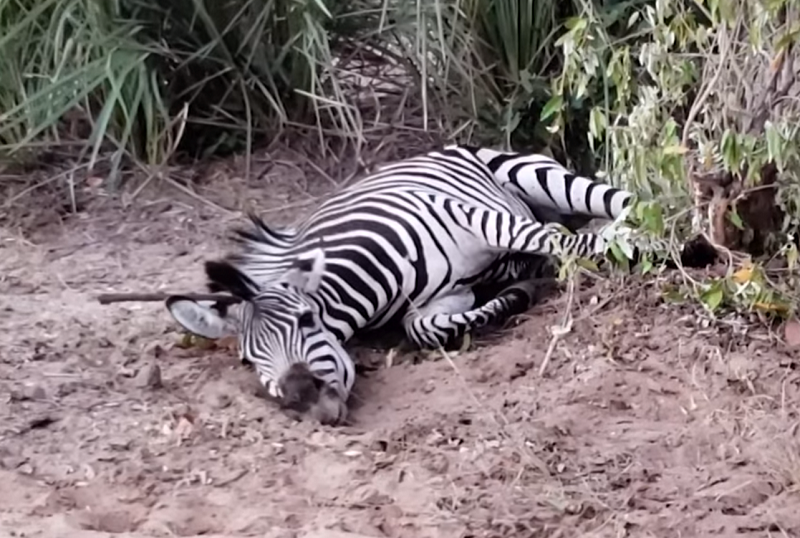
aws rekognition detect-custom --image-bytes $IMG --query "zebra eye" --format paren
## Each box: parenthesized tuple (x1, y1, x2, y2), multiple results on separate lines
(297, 311, 315, 329)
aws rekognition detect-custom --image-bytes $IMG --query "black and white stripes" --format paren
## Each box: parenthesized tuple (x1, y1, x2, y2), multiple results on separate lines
(166, 144, 634, 425)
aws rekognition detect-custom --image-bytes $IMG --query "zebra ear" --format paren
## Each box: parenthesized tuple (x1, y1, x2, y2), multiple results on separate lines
(283, 248, 326, 294)
(205, 260, 259, 300)
(165, 295, 237, 340)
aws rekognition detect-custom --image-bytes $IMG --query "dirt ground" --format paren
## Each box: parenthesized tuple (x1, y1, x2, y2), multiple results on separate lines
(3, 146, 800, 538)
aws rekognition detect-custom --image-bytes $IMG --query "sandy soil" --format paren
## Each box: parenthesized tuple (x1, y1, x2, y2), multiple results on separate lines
(2, 148, 800, 538)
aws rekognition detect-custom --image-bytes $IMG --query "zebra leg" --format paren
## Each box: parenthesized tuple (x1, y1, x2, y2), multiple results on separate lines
(436, 197, 607, 259)
(459, 146, 633, 221)
(403, 279, 543, 351)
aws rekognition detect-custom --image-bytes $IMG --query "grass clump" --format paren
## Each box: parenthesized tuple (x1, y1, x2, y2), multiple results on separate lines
(0, 0, 165, 185)
(0, 0, 597, 181)
(0, 0, 357, 181)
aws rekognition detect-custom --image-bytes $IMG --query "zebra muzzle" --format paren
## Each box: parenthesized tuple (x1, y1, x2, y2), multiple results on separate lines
(277, 363, 348, 426)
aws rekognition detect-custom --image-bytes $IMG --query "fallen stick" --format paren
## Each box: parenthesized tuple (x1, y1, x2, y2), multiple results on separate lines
(97, 292, 241, 305)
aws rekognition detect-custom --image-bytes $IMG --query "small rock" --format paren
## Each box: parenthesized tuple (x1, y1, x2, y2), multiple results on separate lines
(422, 453, 449, 474)
(30, 385, 46, 399)
(134, 364, 162, 389)
(212, 393, 232, 409)
(18, 463, 35, 475)
(8, 385, 46, 401)
(57, 383, 79, 398)
(1, 456, 28, 470)
(355, 486, 392, 506)
(145, 343, 166, 359)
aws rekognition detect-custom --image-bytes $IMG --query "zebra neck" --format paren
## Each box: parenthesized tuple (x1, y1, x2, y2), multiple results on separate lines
(311, 293, 362, 344)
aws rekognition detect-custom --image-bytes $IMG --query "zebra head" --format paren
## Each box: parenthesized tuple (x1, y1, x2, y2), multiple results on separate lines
(165, 248, 354, 426)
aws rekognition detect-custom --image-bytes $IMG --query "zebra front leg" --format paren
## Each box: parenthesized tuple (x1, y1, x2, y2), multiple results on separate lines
(403, 279, 542, 352)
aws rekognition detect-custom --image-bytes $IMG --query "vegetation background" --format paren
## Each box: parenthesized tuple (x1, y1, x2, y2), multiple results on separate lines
(2, 0, 800, 321)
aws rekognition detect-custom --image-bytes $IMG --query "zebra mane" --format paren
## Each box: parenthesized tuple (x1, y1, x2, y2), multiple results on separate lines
(203, 212, 304, 292)
(231, 211, 298, 254)
(205, 259, 260, 299)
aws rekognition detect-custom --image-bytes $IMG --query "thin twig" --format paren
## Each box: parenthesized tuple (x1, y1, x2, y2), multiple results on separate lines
(539, 273, 577, 376)
(682, 25, 732, 150)
(97, 292, 241, 305)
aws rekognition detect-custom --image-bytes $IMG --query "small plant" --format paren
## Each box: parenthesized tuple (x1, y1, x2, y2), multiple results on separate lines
(533, 0, 800, 323)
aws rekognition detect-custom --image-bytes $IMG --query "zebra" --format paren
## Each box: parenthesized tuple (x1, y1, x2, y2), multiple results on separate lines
(165, 144, 635, 425)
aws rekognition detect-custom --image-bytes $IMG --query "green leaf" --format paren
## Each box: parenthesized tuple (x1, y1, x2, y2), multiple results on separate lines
(564, 16, 588, 32)
(540, 95, 563, 121)
(720, 129, 741, 172)
(588, 106, 606, 142)
(728, 209, 745, 230)
(700, 282, 725, 312)
(775, 26, 800, 53)
(576, 258, 600, 272)
(608, 242, 631, 272)
(765, 121, 782, 164)
(662, 145, 688, 155)
(787, 244, 799, 271)
(639, 202, 665, 236)
(661, 288, 686, 303)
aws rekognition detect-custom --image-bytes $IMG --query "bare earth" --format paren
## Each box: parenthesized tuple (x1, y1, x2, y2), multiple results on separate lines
(2, 149, 800, 538)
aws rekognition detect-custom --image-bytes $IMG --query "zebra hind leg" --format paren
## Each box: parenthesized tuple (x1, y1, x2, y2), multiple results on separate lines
(403, 279, 547, 354)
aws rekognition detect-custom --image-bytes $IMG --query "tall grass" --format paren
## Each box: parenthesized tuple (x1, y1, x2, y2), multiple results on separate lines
(0, 0, 166, 184)
(0, 0, 616, 186)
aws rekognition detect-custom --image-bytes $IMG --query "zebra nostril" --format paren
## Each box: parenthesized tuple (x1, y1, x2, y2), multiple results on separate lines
(275, 368, 345, 426)
(277, 363, 321, 414)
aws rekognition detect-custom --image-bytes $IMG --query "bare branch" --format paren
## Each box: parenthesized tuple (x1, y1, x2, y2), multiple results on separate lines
(682, 25, 732, 152)
(97, 293, 242, 305)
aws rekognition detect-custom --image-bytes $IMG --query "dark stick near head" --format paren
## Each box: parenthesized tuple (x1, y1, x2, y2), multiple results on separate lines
(97, 292, 243, 305)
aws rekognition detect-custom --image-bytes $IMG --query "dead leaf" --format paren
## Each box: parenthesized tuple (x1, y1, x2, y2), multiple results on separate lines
(732, 264, 754, 284)
(83, 463, 97, 481)
(754, 301, 790, 315)
(85, 176, 104, 188)
(176, 333, 194, 349)
(784, 318, 800, 348)
(770, 49, 786, 72)
(217, 335, 238, 351)
(174, 417, 194, 443)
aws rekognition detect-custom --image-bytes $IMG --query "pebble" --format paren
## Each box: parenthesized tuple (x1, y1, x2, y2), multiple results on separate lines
(0, 456, 28, 470)
(9, 385, 46, 401)
(212, 393, 232, 409)
(134, 363, 162, 389)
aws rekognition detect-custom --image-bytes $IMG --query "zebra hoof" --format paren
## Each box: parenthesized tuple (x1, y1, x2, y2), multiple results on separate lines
(457, 332, 473, 353)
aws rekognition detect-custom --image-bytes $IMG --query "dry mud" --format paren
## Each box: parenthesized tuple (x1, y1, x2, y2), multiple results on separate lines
(2, 151, 800, 538)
